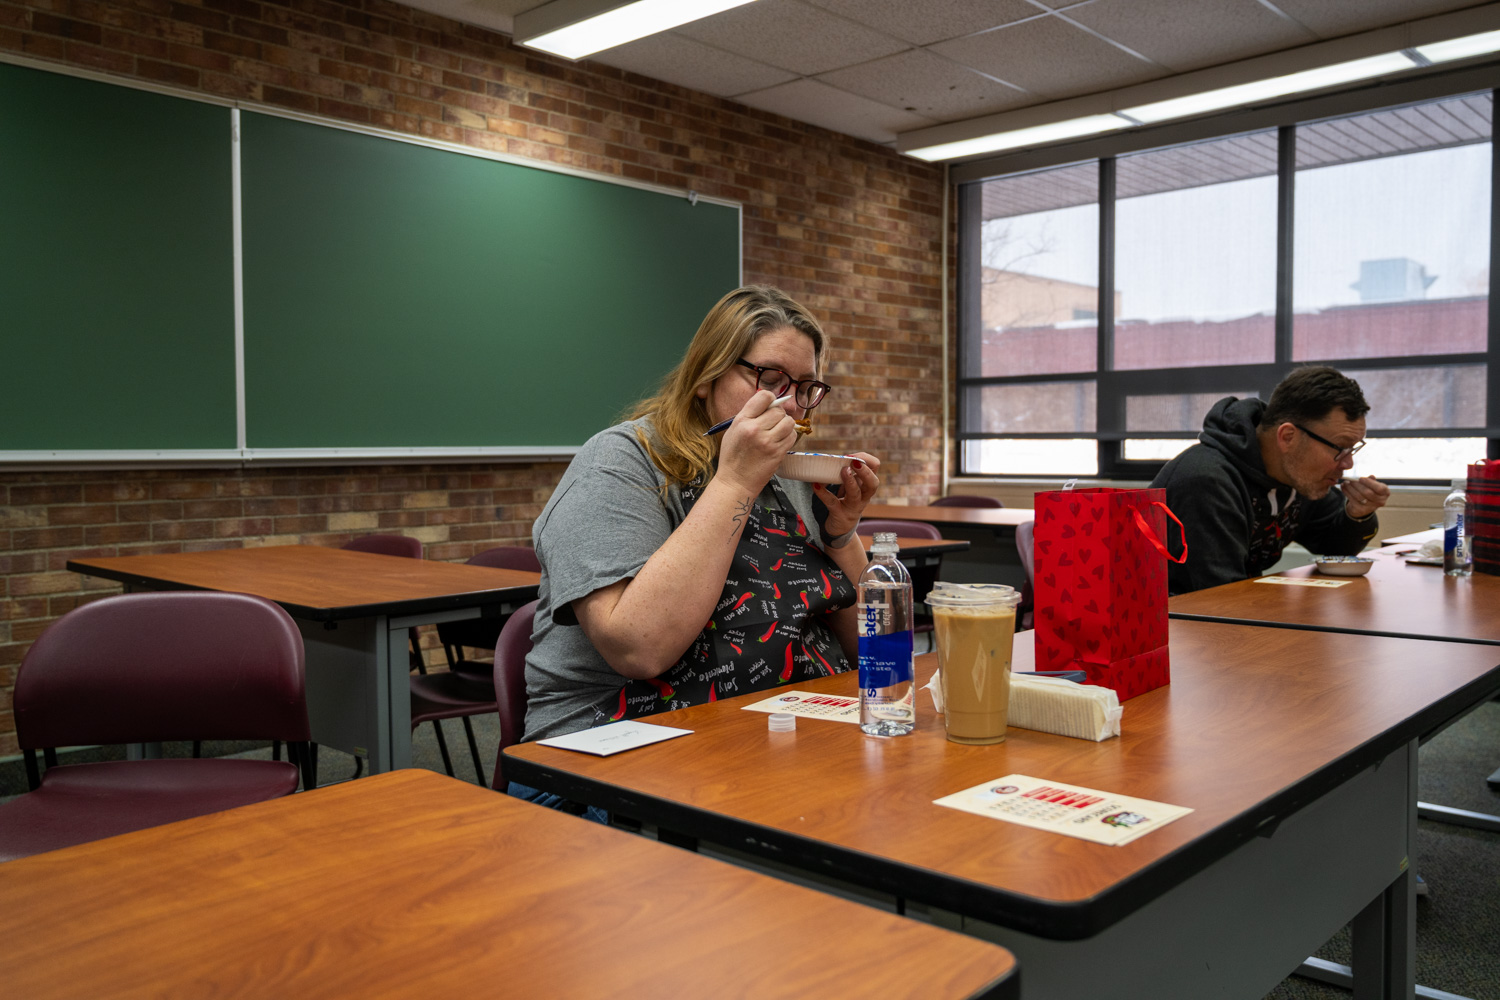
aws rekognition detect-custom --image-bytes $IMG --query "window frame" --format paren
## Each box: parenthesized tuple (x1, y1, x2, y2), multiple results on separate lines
(956, 66, 1500, 485)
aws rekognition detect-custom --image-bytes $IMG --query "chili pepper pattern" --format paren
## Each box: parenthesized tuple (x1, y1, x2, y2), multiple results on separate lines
(591, 478, 855, 724)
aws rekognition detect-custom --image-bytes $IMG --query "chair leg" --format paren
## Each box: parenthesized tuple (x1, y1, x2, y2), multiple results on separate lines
(461, 715, 487, 787)
(42, 747, 59, 768)
(351, 756, 363, 780)
(23, 749, 42, 791)
(192, 740, 202, 758)
(307, 742, 319, 788)
(431, 719, 455, 777)
(272, 740, 282, 761)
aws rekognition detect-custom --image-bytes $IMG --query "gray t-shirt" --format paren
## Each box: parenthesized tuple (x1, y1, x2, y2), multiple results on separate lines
(522, 417, 832, 741)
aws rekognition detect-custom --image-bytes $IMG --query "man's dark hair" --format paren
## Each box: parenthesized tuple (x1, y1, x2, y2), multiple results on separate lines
(1259, 366, 1370, 429)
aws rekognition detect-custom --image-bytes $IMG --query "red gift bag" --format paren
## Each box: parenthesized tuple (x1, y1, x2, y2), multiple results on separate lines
(1467, 461, 1500, 576)
(1032, 487, 1186, 701)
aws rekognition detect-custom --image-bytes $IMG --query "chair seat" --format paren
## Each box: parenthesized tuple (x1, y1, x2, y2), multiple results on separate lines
(410, 671, 497, 726)
(0, 758, 300, 862)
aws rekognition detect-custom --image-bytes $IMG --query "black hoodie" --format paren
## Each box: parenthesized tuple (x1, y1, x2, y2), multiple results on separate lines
(1149, 396, 1378, 594)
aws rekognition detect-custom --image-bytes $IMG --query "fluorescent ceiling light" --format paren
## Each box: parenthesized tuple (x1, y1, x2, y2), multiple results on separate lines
(905, 114, 1132, 162)
(517, 0, 760, 60)
(1121, 52, 1417, 124)
(1416, 28, 1500, 64)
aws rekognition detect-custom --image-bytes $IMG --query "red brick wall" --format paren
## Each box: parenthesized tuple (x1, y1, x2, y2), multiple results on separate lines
(0, 0, 949, 754)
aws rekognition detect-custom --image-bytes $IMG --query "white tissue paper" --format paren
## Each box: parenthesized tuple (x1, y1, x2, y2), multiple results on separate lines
(924, 671, 1122, 742)
(1418, 537, 1444, 558)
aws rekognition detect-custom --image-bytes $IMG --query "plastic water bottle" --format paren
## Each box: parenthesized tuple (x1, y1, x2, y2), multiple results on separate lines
(857, 532, 915, 737)
(1444, 478, 1472, 577)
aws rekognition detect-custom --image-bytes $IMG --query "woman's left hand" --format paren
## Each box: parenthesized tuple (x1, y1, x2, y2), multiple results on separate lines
(814, 452, 880, 540)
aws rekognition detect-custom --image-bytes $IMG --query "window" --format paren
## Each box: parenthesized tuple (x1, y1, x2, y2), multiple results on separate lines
(959, 90, 1494, 483)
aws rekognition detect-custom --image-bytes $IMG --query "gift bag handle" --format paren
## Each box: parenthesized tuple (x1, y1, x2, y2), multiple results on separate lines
(1132, 501, 1188, 564)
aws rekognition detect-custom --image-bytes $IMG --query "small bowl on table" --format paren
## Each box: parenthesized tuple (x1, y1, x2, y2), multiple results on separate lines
(1312, 555, 1374, 577)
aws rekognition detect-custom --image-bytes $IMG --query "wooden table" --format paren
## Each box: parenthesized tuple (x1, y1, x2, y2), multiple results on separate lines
(861, 505, 1034, 588)
(68, 546, 539, 774)
(1171, 549, 1500, 842)
(1168, 547, 1500, 645)
(0, 769, 1020, 1000)
(862, 503, 1035, 529)
(508, 620, 1500, 999)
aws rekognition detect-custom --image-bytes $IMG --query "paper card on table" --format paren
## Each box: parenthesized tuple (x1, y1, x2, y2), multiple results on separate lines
(536, 720, 693, 756)
(742, 690, 860, 723)
(934, 774, 1193, 846)
(1254, 576, 1352, 588)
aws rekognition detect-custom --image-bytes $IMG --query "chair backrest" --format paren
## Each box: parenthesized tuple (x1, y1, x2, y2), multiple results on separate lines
(342, 533, 422, 559)
(932, 494, 1003, 508)
(858, 518, 942, 541)
(467, 545, 542, 573)
(492, 600, 539, 791)
(14, 592, 309, 750)
(1016, 520, 1036, 585)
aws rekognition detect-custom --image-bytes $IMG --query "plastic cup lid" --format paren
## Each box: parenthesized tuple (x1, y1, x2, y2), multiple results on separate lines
(925, 582, 1021, 608)
(768, 712, 797, 731)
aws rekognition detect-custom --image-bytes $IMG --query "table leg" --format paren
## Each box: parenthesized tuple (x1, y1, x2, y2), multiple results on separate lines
(1350, 738, 1417, 1000)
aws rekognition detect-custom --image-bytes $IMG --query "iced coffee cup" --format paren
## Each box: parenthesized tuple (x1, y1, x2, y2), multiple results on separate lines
(926, 583, 1022, 745)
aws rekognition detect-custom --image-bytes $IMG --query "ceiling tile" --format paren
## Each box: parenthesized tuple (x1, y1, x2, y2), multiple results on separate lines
(676, 0, 911, 76)
(593, 33, 798, 97)
(1065, 0, 1316, 73)
(1267, 0, 1478, 39)
(930, 14, 1163, 100)
(803, 0, 1041, 47)
(816, 48, 1032, 122)
(734, 78, 938, 144)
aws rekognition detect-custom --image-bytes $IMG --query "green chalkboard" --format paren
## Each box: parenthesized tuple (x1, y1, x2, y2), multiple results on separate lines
(0, 63, 236, 451)
(240, 112, 740, 449)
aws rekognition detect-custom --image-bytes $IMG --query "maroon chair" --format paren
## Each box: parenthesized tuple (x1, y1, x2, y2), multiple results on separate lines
(932, 495, 1003, 508)
(409, 669, 497, 788)
(342, 533, 423, 560)
(439, 546, 541, 681)
(0, 592, 312, 863)
(491, 600, 539, 792)
(1016, 519, 1036, 630)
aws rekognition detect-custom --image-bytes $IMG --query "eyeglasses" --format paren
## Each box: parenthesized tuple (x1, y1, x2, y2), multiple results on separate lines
(1294, 423, 1365, 462)
(735, 359, 831, 410)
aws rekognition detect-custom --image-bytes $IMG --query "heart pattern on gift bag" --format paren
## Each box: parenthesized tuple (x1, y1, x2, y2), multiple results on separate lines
(1031, 487, 1182, 700)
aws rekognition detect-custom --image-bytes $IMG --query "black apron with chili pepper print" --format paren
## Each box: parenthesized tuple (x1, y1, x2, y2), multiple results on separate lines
(593, 478, 856, 724)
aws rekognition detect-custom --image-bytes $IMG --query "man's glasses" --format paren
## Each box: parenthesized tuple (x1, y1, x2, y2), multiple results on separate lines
(736, 359, 831, 409)
(1294, 423, 1365, 463)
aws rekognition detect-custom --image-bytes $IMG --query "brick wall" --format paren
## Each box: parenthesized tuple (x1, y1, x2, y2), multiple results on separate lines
(0, 0, 950, 755)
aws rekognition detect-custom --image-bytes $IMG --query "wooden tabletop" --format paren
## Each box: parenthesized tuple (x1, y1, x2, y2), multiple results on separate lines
(68, 545, 540, 621)
(0, 770, 1018, 1000)
(507, 619, 1500, 939)
(1169, 547, 1500, 644)
(862, 504, 1035, 528)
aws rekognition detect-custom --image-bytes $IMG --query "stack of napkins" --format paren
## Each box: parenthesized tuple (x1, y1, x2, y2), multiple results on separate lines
(1008, 673, 1121, 741)
(924, 671, 1122, 742)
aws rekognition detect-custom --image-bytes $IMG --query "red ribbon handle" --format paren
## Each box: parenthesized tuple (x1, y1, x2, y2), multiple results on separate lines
(1132, 500, 1188, 565)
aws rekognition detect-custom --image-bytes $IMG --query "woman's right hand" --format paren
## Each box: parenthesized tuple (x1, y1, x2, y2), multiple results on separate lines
(717, 389, 798, 493)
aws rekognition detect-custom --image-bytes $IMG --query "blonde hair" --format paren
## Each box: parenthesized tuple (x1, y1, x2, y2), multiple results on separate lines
(631, 286, 827, 489)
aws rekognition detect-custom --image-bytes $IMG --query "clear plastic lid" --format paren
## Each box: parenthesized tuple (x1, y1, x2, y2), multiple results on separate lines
(925, 582, 1021, 609)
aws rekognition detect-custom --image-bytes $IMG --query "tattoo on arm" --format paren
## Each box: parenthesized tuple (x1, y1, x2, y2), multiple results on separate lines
(729, 497, 753, 538)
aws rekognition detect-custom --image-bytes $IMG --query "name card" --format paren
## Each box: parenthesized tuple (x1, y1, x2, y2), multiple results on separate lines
(1253, 576, 1351, 588)
(935, 774, 1193, 846)
(536, 720, 693, 756)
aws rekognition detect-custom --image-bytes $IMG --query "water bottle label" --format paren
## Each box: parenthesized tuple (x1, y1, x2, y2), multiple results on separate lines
(859, 630, 913, 688)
